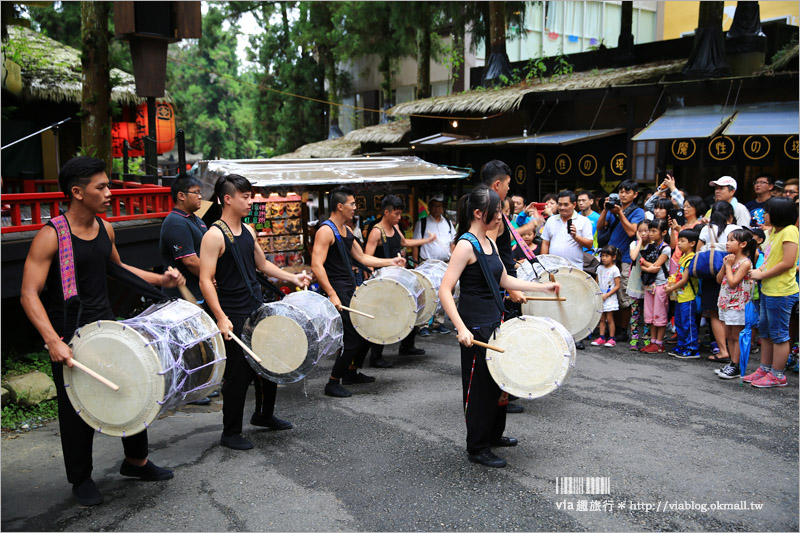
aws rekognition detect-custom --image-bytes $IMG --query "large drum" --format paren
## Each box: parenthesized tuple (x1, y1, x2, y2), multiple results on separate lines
(411, 259, 460, 326)
(242, 290, 343, 384)
(486, 316, 576, 399)
(521, 265, 603, 340)
(350, 266, 424, 344)
(64, 299, 226, 437)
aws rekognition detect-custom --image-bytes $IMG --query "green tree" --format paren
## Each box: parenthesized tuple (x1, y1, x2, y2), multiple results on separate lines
(166, 5, 259, 159)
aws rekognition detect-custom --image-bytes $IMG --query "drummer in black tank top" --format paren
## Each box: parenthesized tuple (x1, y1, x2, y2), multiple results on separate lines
(438, 185, 560, 469)
(311, 187, 406, 398)
(364, 195, 436, 368)
(20, 156, 184, 506)
(199, 175, 310, 451)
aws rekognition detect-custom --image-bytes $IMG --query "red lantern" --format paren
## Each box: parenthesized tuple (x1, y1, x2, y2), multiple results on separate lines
(111, 102, 176, 158)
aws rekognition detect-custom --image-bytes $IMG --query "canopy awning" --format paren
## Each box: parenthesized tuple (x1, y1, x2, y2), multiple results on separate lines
(506, 128, 626, 145)
(196, 156, 469, 191)
(632, 106, 735, 141)
(410, 133, 472, 146)
(721, 101, 799, 136)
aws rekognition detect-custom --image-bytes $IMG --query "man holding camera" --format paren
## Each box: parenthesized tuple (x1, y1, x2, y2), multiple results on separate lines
(596, 180, 646, 341)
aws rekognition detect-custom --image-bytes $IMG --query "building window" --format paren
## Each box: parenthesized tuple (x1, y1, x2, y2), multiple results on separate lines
(633, 140, 657, 182)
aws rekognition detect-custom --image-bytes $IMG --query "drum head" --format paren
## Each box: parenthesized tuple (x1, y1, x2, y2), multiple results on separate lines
(251, 315, 308, 374)
(64, 321, 164, 437)
(411, 270, 436, 326)
(487, 316, 576, 399)
(521, 267, 602, 340)
(350, 278, 416, 344)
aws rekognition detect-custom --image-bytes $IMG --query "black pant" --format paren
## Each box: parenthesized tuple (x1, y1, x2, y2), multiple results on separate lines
(460, 326, 506, 455)
(370, 328, 418, 359)
(221, 315, 277, 436)
(52, 362, 148, 485)
(331, 290, 371, 379)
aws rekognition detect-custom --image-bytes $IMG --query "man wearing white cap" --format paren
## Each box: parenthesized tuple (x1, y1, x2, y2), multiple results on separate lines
(707, 176, 752, 227)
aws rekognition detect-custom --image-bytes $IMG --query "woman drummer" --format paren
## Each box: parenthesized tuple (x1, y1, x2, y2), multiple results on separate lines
(439, 185, 560, 468)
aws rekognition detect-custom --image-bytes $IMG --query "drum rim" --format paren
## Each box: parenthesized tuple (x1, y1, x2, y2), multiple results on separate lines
(487, 316, 576, 399)
(64, 320, 165, 437)
(350, 277, 417, 344)
(410, 270, 437, 326)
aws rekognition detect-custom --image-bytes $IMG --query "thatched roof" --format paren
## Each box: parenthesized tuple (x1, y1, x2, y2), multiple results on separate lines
(3, 25, 169, 105)
(388, 59, 685, 116)
(343, 119, 411, 144)
(273, 137, 362, 159)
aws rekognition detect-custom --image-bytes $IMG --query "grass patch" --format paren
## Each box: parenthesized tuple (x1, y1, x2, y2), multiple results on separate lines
(2, 351, 56, 430)
(2, 351, 53, 378)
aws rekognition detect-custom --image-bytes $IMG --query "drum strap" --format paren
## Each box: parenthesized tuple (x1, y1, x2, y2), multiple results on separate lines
(378, 225, 391, 259)
(458, 233, 506, 318)
(51, 215, 79, 302)
(503, 214, 535, 261)
(322, 219, 370, 285)
(213, 220, 263, 307)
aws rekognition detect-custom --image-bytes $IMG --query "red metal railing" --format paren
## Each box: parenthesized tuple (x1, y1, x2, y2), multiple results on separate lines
(1, 187, 173, 234)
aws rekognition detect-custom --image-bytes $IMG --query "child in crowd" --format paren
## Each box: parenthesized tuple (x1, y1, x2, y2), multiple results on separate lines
(714, 229, 757, 378)
(747, 197, 799, 388)
(627, 221, 651, 350)
(639, 219, 672, 353)
(592, 245, 621, 347)
(513, 226, 536, 262)
(666, 229, 700, 359)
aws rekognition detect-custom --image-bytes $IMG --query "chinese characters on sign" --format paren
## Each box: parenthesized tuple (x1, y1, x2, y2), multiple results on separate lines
(609, 153, 627, 176)
(578, 154, 598, 177)
(743, 136, 770, 160)
(784, 136, 799, 160)
(515, 165, 527, 185)
(555, 154, 572, 175)
(535, 154, 547, 174)
(671, 139, 696, 161)
(708, 136, 734, 161)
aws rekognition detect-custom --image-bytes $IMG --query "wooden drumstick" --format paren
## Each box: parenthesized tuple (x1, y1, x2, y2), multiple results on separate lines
(227, 332, 263, 364)
(70, 360, 121, 391)
(46, 342, 120, 391)
(340, 306, 375, 319)
(177, 283, 198, 305)
(302, 269, 308, 290)
(471, 340, 505, 353)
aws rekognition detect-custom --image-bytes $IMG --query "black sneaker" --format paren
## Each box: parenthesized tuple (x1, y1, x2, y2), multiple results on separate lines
(72, 478, 103, 506)
(370, 356, 394, 368)
(220, 433, 254, 450)
(119, 460, 174, 481)
(250, 413, 293, 430)
(717, 364, 740, 380)
(467, 450, 506, 468)
(575, 341, 585, 350)
(506, 402, 524, 414)
(324, 381, 352, 397)
(342, 372, 376, 385)
(398, 346, 425, 356)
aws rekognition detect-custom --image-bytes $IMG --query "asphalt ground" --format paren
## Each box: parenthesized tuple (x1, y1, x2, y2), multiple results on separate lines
(2, 330, 798, 532)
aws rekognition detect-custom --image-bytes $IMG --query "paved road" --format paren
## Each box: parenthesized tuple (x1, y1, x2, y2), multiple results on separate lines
(2, 332, 798, 531)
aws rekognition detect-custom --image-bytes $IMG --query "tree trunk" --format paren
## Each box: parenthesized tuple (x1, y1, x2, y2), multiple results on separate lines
(452, 25, 466, 93)
(80, 1, 111, 167)
(416, 2, 431, 99)
(618, 1, 634, 49)
(488, 1, 506, 56)
(698, 1, 724, 28)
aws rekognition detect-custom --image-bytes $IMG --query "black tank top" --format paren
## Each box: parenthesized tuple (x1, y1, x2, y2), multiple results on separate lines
(215, 225, 261, 317)
(45, 216, 114, 338)
(496, 218, 516, 276)
(373, 226, 402, 259)
(457, 239, 504, 328)
(322, 224, 356, 295)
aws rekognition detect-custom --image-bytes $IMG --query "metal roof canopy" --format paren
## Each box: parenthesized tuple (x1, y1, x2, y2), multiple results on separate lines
(459, 135, 529, 146)
(410, 133, 473, 146)
(507, 128, 626, 145)
(632, 105, 735, 141)
(721, 101, 799, 136)
(197, 156, 469, 190)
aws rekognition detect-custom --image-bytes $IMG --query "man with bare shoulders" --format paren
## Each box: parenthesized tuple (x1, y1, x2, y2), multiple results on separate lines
(20, 156, 183, 506)
(311, 186, 405, 398)
(199, 175, 310, 451)
(364, 194, 435, 368)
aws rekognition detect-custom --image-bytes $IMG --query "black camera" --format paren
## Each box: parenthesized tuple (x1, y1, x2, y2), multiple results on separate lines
(605, 193, 621, 209)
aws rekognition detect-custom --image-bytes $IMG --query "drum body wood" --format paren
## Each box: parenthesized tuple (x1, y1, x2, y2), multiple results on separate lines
(350, 266, 423, 344)
(242, 291, 342, 384)
(486, 316, 576, 399)
(64, 300, 226, 437)
(521, 266, 603, 340)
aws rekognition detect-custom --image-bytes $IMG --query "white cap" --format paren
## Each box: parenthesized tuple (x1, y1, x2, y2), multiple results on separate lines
(430, 194, 444, 202)
(709, 176, 737, 190)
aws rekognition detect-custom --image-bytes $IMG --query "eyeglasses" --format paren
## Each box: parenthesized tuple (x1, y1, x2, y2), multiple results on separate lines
(754, 181, 770, 185)
(345, 202, 357, 207)
(183, 190, 203, 196)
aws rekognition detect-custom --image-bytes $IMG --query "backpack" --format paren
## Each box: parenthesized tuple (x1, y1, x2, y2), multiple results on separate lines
(640, 242, 669, 286)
